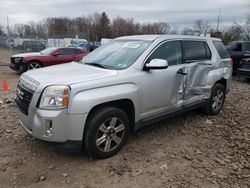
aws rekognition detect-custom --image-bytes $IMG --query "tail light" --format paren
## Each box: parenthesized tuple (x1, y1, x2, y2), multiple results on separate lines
(229, 58, 233, 68)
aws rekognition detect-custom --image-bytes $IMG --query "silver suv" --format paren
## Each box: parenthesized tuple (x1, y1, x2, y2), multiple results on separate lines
(16, 35, 232, 158)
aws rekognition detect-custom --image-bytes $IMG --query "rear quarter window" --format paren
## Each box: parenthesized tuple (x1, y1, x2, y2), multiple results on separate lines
(245, 43, 250, 52)
(182, 41, 211, 62)
(212, 41, 230, 59)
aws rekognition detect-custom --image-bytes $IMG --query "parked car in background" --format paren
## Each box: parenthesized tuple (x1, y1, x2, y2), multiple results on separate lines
(67, 41, 101, 52)
(227, 41, 250, 72)
(89, 41, 101, 51)
(237, 58, 250, 81)
(15, 35, 232, 158)
(66, 42, 89, 52)
(9, 47, 88, 73)
(21, 40, 47, 52)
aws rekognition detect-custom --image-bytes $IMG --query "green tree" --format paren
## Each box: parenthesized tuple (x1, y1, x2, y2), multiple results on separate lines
(95, 12, 111, 41)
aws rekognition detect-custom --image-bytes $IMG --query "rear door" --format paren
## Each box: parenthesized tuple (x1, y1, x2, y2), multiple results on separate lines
(182, 40, 213, 105)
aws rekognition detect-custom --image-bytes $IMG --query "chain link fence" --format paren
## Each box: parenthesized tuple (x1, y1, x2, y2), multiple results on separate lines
(0, 32, 101, 55)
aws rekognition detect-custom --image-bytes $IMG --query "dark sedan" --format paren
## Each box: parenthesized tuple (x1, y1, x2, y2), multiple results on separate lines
(9, 47, 88, 73)
(238, 58, 250, 82)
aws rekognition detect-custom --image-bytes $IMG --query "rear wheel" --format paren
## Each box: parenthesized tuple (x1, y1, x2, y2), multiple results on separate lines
(84, 107, 130, 159)
(27, 61, 42, 71)
(203, 84, 226, 115)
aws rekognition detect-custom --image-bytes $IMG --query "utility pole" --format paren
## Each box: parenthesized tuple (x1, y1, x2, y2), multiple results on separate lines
(7, 15, 12, 55)
(216, 8, 221, 32)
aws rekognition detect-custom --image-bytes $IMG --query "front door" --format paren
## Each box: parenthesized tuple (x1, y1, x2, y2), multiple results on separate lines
(51, 48, 76, 65)
(140, 40, 186, 119)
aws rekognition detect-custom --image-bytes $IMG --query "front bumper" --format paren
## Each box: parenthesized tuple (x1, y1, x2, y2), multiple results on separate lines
(9, 62, 19, 71)
(17, 105, 88, 148)
(9, 62, 25, 72)
(237, 68, 250, 78)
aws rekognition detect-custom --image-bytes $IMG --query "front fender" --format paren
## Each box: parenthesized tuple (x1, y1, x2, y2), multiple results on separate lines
(68, 83, 139, 115)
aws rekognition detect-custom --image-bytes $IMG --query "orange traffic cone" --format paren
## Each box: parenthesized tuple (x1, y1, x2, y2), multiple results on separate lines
(2, 80, 9, 91)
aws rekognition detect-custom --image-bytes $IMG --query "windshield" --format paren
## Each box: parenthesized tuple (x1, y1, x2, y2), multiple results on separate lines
(80, 40, 152, 70)
(40, 47, 56, 55)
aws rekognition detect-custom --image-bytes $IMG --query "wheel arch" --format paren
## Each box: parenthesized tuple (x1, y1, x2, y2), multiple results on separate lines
(214, 78, 227, 89)
(85, 99, 135, 133)
(27, 59, 44, 67)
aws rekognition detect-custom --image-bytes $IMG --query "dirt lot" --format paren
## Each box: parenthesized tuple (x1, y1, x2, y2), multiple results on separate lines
(0, 48, 249, 188)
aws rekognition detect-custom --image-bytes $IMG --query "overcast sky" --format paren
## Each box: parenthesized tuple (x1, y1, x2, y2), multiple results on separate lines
(0, 0, 249, 28)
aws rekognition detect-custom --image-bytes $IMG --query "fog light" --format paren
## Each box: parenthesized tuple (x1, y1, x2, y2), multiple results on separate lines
(45, 120, 53, 137)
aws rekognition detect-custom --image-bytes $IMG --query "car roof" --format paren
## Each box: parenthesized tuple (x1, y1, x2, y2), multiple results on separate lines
(115, 34, 221, 42)
(56, 47, 82, 50)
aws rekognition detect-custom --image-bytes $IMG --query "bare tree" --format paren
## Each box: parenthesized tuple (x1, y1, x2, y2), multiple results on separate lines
(233, 17, 250, 40)
(141, 22, 170, 34)
(111, 17, 140, 37)
(181, 27, 194, 35)
(193, 19, 211, 35)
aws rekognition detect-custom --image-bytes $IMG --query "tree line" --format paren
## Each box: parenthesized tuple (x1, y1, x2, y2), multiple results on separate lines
(0, 12, 249, 45)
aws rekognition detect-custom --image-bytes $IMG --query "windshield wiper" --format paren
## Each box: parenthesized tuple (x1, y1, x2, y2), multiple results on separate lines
(85, 62, 106, 69)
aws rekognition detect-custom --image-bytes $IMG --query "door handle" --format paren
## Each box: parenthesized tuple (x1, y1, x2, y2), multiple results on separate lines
(204, 63, 212, 68)
(177, 69, 187, 75)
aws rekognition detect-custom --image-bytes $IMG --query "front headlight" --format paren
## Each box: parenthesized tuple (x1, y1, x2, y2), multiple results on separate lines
(14, 57, 23, 63)
(39, 85, 70, 109)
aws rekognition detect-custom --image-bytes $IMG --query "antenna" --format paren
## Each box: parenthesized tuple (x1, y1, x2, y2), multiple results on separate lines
(216, 8, 221, 32)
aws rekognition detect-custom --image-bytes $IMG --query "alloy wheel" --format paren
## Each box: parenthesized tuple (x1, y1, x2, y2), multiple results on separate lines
(95, 117, 125, 152)
(212, 89, 224, 112)
(27, 62, 41, 70)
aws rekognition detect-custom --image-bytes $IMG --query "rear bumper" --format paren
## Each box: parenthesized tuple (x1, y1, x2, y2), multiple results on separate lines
(237, 68, 250, 78)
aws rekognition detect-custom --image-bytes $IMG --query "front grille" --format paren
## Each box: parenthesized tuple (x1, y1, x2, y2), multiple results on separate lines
(15, 84, 34, 115)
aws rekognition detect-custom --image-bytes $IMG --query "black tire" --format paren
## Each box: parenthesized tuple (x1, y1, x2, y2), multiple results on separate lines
(246, 78, 250, 82)
(202, 84, 226, 115)
(26, 61, 42, 71)
(83, 107, 130, 159)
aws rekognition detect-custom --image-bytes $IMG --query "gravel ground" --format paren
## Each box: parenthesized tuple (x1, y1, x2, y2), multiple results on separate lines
(0, 48, 249, 188)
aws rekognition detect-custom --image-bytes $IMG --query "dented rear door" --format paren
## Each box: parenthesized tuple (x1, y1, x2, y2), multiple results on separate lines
(182, 40, 213, 105)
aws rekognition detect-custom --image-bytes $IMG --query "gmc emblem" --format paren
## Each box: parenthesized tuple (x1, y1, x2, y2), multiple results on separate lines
(16, 88, 24, 100)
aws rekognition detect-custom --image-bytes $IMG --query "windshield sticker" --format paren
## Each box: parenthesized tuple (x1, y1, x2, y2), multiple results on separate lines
(122, 42, 140, 49)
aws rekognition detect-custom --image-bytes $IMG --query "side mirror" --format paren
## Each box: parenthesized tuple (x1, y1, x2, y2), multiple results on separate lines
(144, 59, 168, 70)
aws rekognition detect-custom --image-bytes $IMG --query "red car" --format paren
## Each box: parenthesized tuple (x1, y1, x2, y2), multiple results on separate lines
(9, 47, 88, 73)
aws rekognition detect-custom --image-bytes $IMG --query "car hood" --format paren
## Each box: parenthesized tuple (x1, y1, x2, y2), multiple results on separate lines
(22, 62, 119, 92)
(12, 52, 41, 58)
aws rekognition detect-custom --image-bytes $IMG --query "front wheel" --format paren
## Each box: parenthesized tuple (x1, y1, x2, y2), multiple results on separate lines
(27, 61, 42, 71)
(83, 107, 130, 159)
(203, 84, 226, 115)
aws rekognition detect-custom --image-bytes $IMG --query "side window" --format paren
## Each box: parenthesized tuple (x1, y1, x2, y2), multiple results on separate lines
(183, 41, 210, 62)
(245, 43, 250, 52)
(204, 42, 212, 59)
(58, 49, 75, 55)
(227, 43, 242, 52)
(235, 43, 242, 51)
(213, 41, 230, 59)
(74, 49, 82, 54)
(148, 41, 182, 66)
